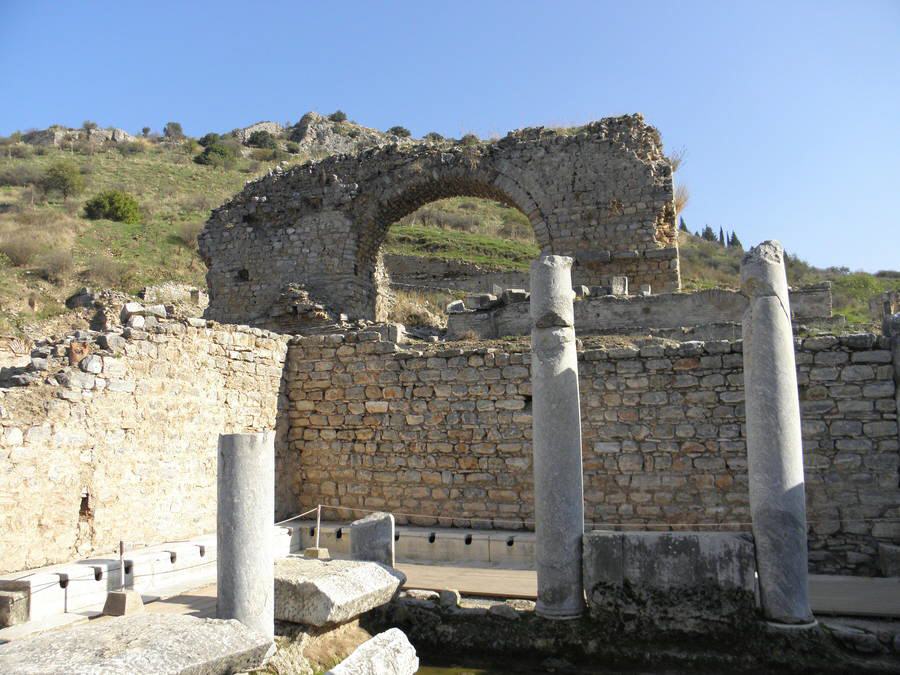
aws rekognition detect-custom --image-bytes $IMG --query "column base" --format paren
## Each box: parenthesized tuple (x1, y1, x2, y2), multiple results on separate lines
(535, 600, 584, 621)
(765, 619, 819, 631)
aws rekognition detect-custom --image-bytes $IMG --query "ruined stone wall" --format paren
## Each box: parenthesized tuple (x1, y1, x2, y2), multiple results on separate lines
(0, 321, 289, 574)
(447, 285, 834, 340)
(285, 332, 899, 575)
(200, 114, 680, 330)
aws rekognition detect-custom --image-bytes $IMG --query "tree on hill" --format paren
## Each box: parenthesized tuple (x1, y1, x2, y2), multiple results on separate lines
(198, 132, 221, 147)
(82, 120, 98, 132)
(701, 225, 717, 242)
(84, 190, 141, 224)
(164, 122, 184, 140)
(425, 132, 445, 142)
(729, 231, 743, 250)
(679, 217, 688, 232)
(247, 130, 277, 149)
(41, 161, 85, 200)
(141, 127, 151, 138)
(718, 227, 725, 246)
(328, 110, 348, 123)
(388, 126, 411, 138)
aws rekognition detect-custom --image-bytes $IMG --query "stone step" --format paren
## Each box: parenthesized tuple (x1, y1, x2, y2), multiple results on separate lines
(0, 614, 274, 674)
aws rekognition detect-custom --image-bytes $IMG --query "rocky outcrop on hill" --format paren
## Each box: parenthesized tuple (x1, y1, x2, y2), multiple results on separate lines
(23, 126, 135, 146)
(287, 112, 415, 155)
(232, 120, 285, 143)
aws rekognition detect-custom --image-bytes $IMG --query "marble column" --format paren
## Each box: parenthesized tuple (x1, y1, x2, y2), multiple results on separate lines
(217, 432, 275, 638)
(741, 242, 814, 624)
(530, 255, 585, 619)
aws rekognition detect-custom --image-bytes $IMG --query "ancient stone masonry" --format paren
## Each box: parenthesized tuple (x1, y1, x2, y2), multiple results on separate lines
(447, 283, 835, 340)
(285, 331, 899, 576)
(0, 320, 289, 574)
(200, 114, 680, 329)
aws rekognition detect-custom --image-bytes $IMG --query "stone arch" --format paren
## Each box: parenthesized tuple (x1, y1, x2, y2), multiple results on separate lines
(199, 114, 681, 331)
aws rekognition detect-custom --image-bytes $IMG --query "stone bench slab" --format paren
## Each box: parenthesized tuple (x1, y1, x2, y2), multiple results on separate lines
(0, 613, 274, 674)
(274, 557, 405, 627)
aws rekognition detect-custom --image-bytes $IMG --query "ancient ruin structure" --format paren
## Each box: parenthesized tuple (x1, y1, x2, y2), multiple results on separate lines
(741, 242, 814, 624)
(199, 114, 680, 329)
(217, 432, 275, 638)
(530, 256, 586, 619)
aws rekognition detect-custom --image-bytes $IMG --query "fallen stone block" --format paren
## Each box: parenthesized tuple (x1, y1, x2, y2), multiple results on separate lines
(0, 613, 274, 674)
(120, 302, 144, 322)
(501, 288, 529, 304)
(350, 512, 395, 567)
(274, 557, 405, 627)
(445, 300, 466, 314)
(327, 627, 418, 675)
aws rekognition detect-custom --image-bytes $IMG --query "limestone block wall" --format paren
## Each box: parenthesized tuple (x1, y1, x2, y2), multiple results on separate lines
(200, 114, 680, 329)
(284, 332, 899, 575)
(0, 321, 289, 574)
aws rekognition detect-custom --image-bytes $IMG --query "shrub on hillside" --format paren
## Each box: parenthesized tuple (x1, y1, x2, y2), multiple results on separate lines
(328, 110, 348, 123)
(85, 254, 127, 287)
(425, 132, 444, 142)
(388, 126, 411, 138)
(194, 140, 241, 169)
(41, 161, 85, 199)
(164, 122, 185, 140)
(36, 248, 74, 283)
(0, 232, 42, 266)
(460, 133, 479, 146)
(141, 126, 151, 138)
(116, 141, 145, 156)
(0, 165, 44, 188)
(177, 221, 204, 248)
(285, 141, 300, 154)
(84, 190, 141, 223)
(247, 130, 277, 149)
(10, 144, 33, 159)
(198, 132, 220, 147)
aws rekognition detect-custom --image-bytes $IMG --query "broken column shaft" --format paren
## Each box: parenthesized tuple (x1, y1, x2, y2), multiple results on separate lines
(530, 255, 585, 619)
(741, 241, 814, 625)
(217, 432, 275, 638)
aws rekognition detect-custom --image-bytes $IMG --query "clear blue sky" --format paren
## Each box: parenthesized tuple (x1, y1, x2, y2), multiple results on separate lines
(2, 1, 898, 271)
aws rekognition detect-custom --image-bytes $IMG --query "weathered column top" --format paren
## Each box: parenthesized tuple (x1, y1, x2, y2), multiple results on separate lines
(740, 240, 791, 313)
(530, 255, 575, 328)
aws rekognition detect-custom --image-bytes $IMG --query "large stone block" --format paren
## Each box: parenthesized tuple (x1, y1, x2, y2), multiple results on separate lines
(0, 614, 274, 674)
(274, 557, 405, 627)
(350, 512, 395, 566)
(583, 531, 757, 628)
(327, 627, 419, 675)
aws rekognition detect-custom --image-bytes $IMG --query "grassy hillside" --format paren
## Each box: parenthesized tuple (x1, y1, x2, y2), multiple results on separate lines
(0, 129, 895, 336)
(0, 140, 315, 334)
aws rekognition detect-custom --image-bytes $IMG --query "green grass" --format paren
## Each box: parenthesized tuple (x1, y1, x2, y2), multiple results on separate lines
(384, 223, 539, 271)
